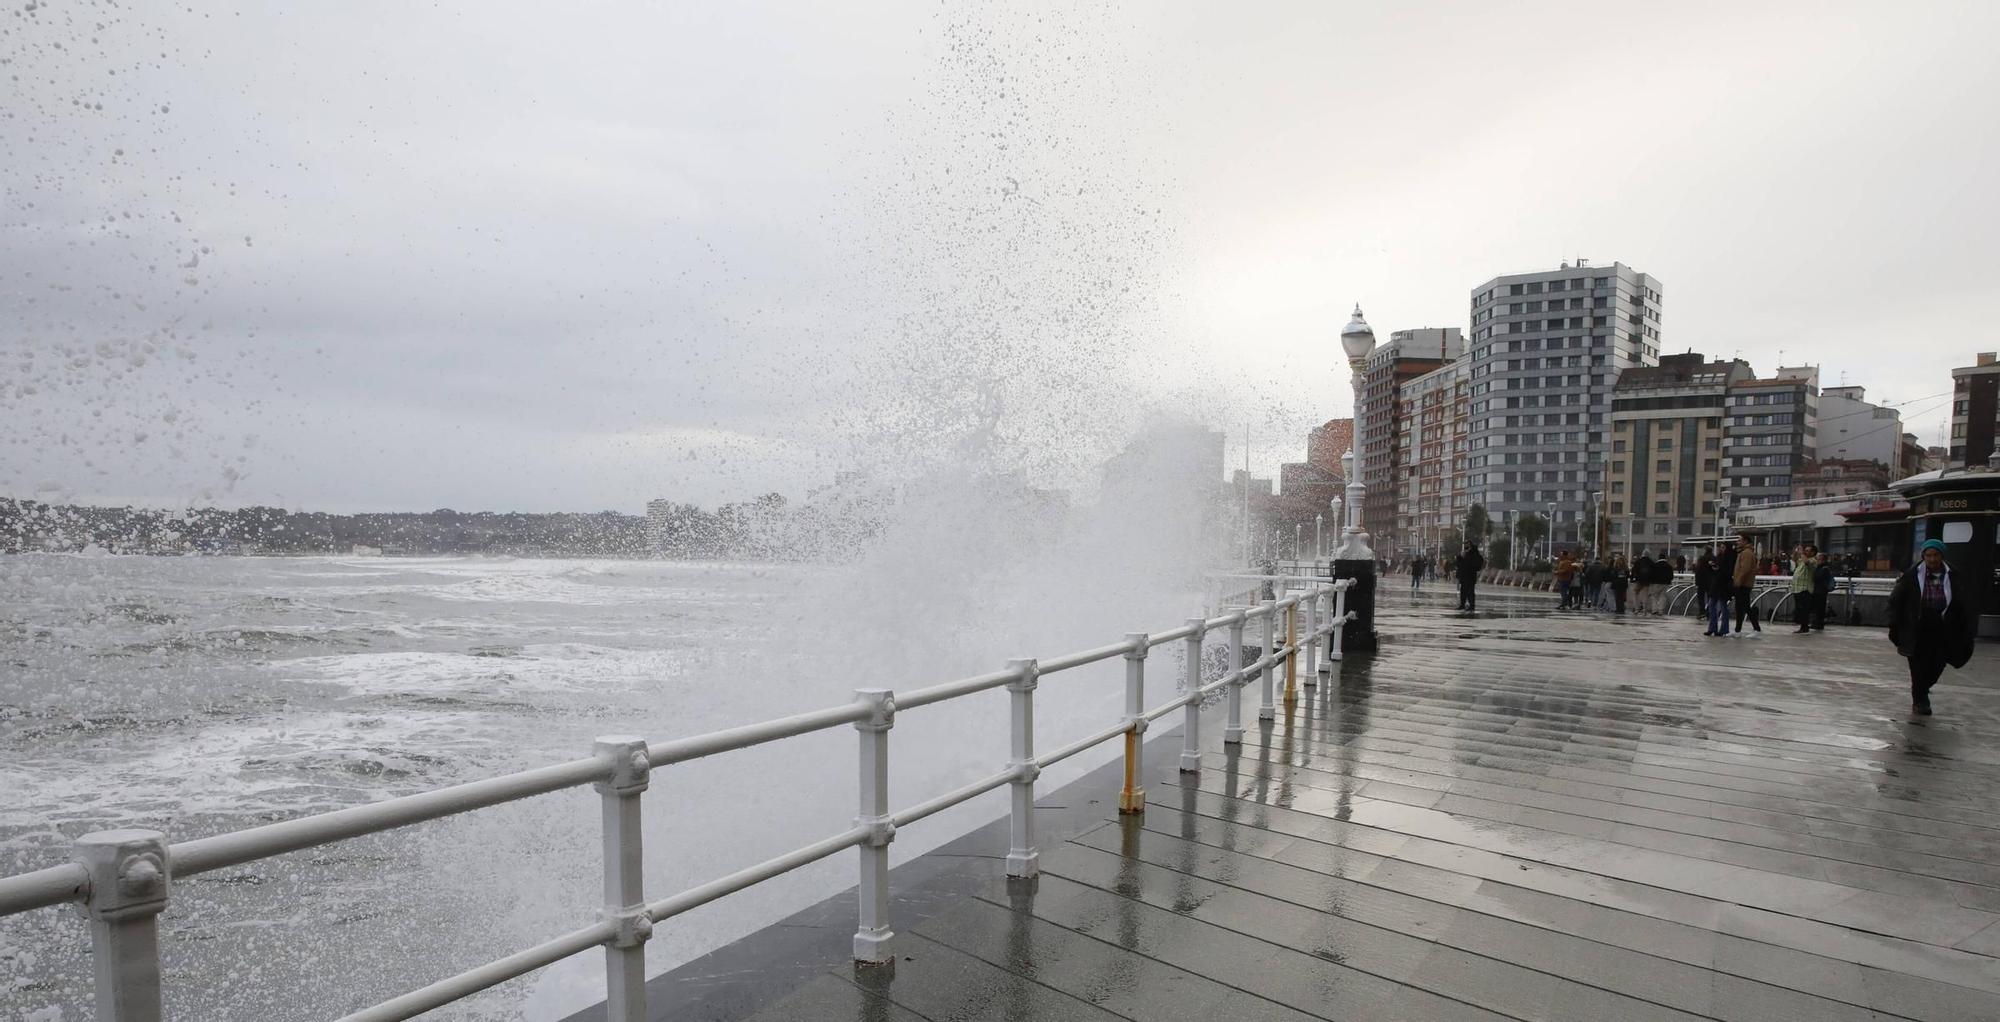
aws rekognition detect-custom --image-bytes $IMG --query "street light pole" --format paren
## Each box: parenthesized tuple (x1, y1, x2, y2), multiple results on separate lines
(1314, 513, 1323, 562)
(1335, 307, 1376, 562)
(1546, 501, 1557, 561)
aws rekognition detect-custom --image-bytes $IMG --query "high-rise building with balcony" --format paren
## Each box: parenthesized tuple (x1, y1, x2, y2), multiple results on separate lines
(1395, 358, 1472, 558)
(1607, 353, 1750, 549)
(1467, 261, 1663, 549)
(1358, 327, 1462, 547)
(1725, 367, 1819, 510)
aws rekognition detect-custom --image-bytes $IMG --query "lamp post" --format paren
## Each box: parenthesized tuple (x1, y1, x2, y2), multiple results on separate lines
(1293, 522, 1302, 560)
(1314, 513, 1323, 561)
(1590, 490, 1603, 559)
(1333, 305, 1378, 652)
(1509, 509, 1518, 570)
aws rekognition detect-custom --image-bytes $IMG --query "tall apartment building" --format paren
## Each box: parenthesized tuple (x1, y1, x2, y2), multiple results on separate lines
(1951, 352, 2000, 468)
(1725, 367, 1819, 510)
(1606, 354, 1750, 548)
(1816, 385, 1903, 472)
(1395, 358, 1472, 557)
(1358, 327, 1462, 546)
(1467, 261, 1664, 549)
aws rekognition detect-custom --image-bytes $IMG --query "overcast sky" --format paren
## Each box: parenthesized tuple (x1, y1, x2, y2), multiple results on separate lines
(2, 1, 1990, 513)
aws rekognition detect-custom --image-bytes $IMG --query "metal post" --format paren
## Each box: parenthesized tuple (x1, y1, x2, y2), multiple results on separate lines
(1004, 659, 1040, 878)
(1180, 619, 1205, 772)
(1303, 587, 1320, 687)
(1258, 599, 1277, 722)
(593, 736, 652, 1021)
(74, 829, 170, 1022)
(1331, 585, 1347, 662)
(853, 688, 896, 963)
(1119, 633, 1148, 812)
(1283, 604, 1297, 704)
(1224, 613, 1246, 744)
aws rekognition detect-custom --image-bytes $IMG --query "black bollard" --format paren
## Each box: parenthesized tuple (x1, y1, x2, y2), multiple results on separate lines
(1333, 557, 1379, 653)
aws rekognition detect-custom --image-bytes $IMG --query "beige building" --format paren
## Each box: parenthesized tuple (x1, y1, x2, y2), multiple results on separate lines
(1394, 358, 1472, 558)
(1606, 353, 1752, 549)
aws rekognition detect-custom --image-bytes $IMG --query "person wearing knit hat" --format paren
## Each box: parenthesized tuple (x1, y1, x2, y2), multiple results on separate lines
(1887, 539, 1979, 715)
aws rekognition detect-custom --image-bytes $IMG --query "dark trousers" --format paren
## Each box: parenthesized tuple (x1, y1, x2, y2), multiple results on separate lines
(1459, 578, 1476, 611)
(1733, 586, 1760, 631)
(1612, 586, 1626, 613)
(1810, 592, 1829, 630)
(1909, 648, 1948, 704)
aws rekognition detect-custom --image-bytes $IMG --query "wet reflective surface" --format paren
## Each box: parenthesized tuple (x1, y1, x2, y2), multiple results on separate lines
(702, 590, 2000, 1020)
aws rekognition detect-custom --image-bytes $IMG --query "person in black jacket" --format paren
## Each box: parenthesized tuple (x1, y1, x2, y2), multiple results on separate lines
(1709, 541, 1738, 635)
(1455, 542, 1485, 612)
(1810, 548, 1836, 631)
(1887, 539, 1978, 716)
(1608, 554, 1629, 614)
(1694, 552, 1721, 635)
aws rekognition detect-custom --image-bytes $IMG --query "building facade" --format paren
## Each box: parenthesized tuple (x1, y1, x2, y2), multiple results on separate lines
(1725, 367, 1819, 511)
(1306, 418, 1354, 479)
(1791, 458, 1890, 502)
(1951, 352, 2000, 468)
(1607, 354, 1750, 549)
(1467, 261, 1664, 550)
(1815, 385, 1902, 473)
(1395, 357, 1472, 559)
(1358, 327, 1462, 546)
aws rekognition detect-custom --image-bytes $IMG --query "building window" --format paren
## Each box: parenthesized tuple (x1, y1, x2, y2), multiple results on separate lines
(1613, 440, 1627, 452)
(1656, 459, 1671, 472)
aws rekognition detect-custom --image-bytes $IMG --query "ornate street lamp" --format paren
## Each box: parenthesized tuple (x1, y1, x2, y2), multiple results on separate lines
(1314, 512, 1323, 560)
(1335, 306, 1376, 561)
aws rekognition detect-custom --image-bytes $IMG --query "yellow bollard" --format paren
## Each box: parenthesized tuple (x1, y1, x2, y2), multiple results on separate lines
(1284, 605, 1297, 704)
(1119, 728, 1144, 813)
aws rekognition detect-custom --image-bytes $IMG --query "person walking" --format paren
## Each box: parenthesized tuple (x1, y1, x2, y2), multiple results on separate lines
(1731, 537, 1763, 637)
(1811, 547, 1836, 631)
(1632, 550, 1654, 616)
(1695, 552, 1723, 635)
(1650, 553, 1675, 614)
(1410, 554, 1424, 593)
(1555, 551, 1578, 610)
(1789, 545, 1815, 633)
(1455, 542, 1485, 613)
(1888, 539, 1978, 716)
(1709, 540, 1738, 636)
(1608, 554, 1629, 615)
(1583, 557, 1605, 612)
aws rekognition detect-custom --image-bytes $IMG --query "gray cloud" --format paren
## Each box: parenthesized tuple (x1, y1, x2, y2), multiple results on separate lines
(3, 1, 1989, 512)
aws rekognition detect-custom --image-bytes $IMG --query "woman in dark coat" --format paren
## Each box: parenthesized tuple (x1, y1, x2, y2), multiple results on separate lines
(1888, 539, 1979, 716)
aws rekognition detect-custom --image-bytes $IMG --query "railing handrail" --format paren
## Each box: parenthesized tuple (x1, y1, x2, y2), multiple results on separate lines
(1, 579, 1360, 1022)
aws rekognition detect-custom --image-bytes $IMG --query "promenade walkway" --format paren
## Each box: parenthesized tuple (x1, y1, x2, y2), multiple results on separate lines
(591, 587, 2000, 1022)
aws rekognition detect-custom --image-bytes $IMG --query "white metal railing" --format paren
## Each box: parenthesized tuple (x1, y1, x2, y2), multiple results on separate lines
(0, 578, 1356, 1022)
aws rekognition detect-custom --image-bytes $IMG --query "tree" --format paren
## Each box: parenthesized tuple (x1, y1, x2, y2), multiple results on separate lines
(1514, 513, 1548, 558)
(1489, 536, 1511, 568)
(1464, 503, 1491, 544)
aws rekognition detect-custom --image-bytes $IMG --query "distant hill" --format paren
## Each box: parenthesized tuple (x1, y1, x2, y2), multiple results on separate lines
(0, 498, 650, 558)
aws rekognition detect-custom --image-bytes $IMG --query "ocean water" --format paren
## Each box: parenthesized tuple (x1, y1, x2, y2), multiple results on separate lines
(0, 553, 1186, 1020)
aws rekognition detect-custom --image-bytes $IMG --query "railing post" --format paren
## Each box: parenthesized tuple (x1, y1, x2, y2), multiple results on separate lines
(1224, 612, 1246, 745)
(1180, 619, 1206, 772)
(853, 688, 897, 963)
(1330, 583, 1348, 662)
(1258, 599, 1277, 722)
(1303, 587, 1320, 688)
(1283, 603, 1298, 705)
(1004, 659, 1041, 878)
(73, 829, 170, 1022)
(1120, 633, 1149, 812)
(593, 736, 652, 1021)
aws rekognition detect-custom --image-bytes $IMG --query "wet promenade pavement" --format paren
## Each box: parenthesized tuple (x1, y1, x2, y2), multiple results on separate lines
(595, 588, 2000, 1021)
